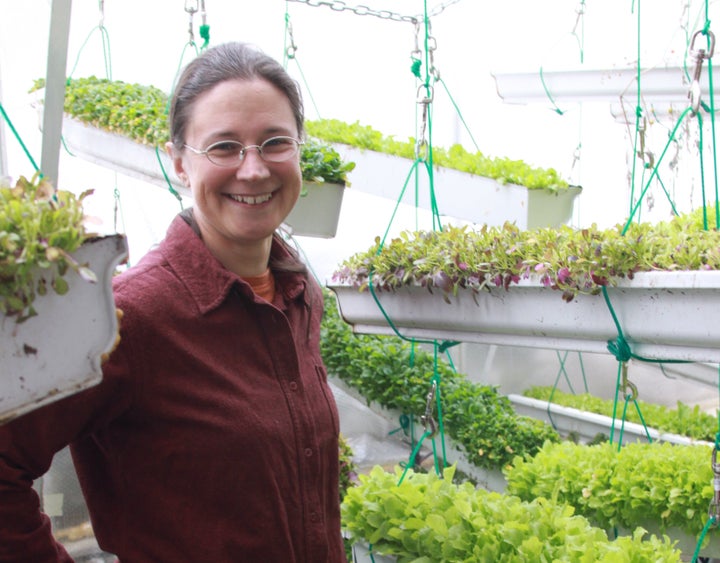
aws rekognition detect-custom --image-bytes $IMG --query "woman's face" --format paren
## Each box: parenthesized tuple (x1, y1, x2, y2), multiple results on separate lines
(171, 78, 302, 252)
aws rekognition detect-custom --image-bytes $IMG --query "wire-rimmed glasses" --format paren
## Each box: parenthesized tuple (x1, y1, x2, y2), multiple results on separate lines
(184, 136, 303, 167)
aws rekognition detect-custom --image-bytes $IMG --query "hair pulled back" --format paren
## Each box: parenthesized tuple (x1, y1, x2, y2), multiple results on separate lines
(168, 42, 305, 147)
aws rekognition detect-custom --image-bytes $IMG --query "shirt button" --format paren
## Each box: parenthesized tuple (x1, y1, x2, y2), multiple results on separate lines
(289, 381, 298, 391)
(304, 448, 313, 457)
(309, 512, 319, 522)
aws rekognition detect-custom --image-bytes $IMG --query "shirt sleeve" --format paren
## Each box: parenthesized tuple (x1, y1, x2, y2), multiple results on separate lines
(0, 347, 132, 562)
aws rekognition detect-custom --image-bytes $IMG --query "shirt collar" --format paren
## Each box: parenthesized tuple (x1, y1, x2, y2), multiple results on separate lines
(161, 213, 308, 314)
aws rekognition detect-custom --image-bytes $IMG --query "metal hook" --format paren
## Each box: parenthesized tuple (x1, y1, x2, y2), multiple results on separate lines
(184, 0, 198, 43)
(98, 0, 105, 27)
(199, 0, 207, 25)
(286, 21, 298, 59)
(688, 30, 716, 115)
(621, 362, 638, 400)
(420, 380, 438, 438)
(709, 448, 720, 522)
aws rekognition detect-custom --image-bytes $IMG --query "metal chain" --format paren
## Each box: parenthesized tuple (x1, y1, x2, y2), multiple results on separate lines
(285, 0, 462, 24)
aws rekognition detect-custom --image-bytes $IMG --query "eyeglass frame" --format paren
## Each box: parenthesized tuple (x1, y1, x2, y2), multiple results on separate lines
(183, 136, 304, 167)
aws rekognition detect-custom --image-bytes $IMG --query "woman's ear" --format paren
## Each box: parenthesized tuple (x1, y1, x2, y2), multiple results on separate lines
(166, 142, 190, 187)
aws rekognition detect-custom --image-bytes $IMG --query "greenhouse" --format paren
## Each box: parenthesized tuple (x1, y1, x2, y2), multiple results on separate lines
(2, 1, 720, 562)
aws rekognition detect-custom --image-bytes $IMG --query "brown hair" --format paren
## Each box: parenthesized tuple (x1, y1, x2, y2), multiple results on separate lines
(168, 42, 305, 147)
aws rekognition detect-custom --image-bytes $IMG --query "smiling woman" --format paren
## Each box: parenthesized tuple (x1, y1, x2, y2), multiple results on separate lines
(0, 42, 347, 563)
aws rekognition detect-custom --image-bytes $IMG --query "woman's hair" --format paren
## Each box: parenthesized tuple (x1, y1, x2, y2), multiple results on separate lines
(168, 42, 305, 147)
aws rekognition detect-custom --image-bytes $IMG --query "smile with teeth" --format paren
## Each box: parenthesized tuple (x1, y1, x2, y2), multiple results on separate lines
(227, 191, 274, 205)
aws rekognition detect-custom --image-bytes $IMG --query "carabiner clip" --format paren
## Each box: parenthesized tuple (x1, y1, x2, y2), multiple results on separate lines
(420, 380, 438, 439)
(688, 30, 716, 115)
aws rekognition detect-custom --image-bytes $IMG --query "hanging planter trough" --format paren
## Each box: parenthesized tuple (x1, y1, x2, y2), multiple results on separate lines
(60, 116, 185, 196)
(329, 270, 720, 364)
(328, 144, 581, 229)
(0, 234, 128, 424)
(508, 394, 713, 446)
(282, 180, 346, 239)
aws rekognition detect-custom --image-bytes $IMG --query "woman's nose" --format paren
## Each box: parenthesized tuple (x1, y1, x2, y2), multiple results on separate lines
(235, 148, 271, 180)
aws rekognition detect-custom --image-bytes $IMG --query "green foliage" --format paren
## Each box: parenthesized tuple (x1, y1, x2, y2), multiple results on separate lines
(342, 465, 682, 562)
(33, 76, 170, 147)
(300, 138, 355, 187)
(320, 291, 559, 471)
(505, 440, 716, 540)
(524, 385, 719, 442)
(0, 174, 95, 321)
(332, 207, 720, 302)
(33, 76, 355, 186)
(306, 117, 570, 192)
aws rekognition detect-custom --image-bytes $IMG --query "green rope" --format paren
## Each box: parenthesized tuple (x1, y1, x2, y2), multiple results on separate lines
(690, 515, 717, 562)
(154, 146, 184, 211)
(602, 286, 690, 365)
(622, 106, 695, 235)
(0, 102, 41, 174)
(282, 11, 321, 119)
(546, 351, 589, 431)
(397, 429, 433, 485)
(436, 77, 481, 153)
(539, 66, 564, 115)
(67, 24, 112, 81)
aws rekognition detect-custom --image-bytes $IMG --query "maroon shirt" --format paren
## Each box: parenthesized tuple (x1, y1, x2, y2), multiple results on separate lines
(0, 215, 345, 562)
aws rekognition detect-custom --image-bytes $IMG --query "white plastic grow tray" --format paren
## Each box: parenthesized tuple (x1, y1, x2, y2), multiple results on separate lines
(331, 144, 581, 230)
(508, 394, 714, 446)
(282, 181, 346, 238)
(0, 234, 128, 424)
(329, 270, 720, 363)
(61, 117, 187, 197)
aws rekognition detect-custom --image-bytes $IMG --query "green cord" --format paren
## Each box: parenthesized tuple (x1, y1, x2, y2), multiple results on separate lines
(0, 102, 41, 174)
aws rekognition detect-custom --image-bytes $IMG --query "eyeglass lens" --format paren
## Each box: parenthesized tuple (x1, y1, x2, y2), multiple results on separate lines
(205, 137, 299, 166)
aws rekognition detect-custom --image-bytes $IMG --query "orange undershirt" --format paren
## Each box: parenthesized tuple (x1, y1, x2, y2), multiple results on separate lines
(241, 269, 276, 303)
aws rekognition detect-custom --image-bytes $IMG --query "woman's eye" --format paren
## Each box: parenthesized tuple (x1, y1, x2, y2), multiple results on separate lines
(210, 141, 242, 153)
(264, 137, 292, 148)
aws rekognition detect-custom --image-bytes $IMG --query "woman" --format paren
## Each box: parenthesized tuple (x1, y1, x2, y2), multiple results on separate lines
(0, 42, 346, 562)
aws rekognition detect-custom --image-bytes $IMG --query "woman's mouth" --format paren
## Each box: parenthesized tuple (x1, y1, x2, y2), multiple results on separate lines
(226, 191, 274, 205)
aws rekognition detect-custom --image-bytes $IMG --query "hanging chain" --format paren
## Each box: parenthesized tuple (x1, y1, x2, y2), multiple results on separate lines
(285, 0, 462, 24)
(413, 20, 436, 160)
(185, 0, 198, 43)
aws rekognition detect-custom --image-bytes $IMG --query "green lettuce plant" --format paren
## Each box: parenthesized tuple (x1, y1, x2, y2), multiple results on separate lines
(320, 290, 559, 471)
(0, 173, 96, 321)
(331, 206, 720, 302)
(342, 465, 682, 562)
(306, 117, 571, 192)
(505, 440, 716, 541)
(300, 137, 355, 187)
(523, 385, 719, 442)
